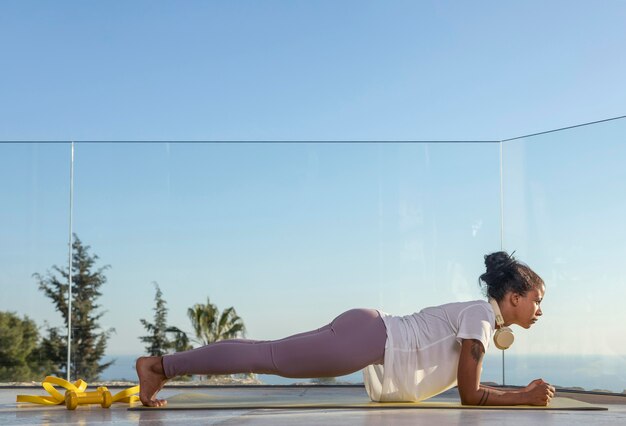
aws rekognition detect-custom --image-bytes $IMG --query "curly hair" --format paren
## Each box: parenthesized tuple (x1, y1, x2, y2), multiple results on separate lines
(478, 251, 544, 301)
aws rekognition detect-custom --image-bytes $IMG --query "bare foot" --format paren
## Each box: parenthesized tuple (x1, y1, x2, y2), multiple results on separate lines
(136, 356, 169, 407)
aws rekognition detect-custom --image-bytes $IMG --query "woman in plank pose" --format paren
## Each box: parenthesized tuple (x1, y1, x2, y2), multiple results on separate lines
(136, 251, 554, 407)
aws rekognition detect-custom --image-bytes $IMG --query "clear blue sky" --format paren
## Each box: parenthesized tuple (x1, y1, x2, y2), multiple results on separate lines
(1, 1, 625, 141)
(1, 1, 626, 364)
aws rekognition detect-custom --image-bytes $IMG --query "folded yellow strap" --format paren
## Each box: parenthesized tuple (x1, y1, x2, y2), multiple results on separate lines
(16, 376, 140, 406)
(112, 385, 140, 404)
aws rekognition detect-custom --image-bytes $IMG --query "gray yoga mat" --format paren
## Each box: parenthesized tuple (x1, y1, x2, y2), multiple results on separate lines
(129, 393, 607, 411)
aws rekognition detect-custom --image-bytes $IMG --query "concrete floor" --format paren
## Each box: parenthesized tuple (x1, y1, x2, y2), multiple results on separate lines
(3, 385, 626, 425)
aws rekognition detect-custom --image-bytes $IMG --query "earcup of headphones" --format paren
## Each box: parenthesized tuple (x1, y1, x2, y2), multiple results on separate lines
(493, 327, 515, 350)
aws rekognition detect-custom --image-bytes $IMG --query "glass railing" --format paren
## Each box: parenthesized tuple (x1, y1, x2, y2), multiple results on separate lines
(1, 117, 625, 394)
(500, 117, 626, 392)
(0, 143, 70, 382)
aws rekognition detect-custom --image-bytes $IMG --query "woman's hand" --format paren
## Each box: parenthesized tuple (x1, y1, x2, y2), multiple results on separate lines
(523, 378, 547, 392)
(522, 379, 555, 406)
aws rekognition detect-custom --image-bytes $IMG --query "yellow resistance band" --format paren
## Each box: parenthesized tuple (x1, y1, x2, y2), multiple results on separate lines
(16, 376, 140, 409)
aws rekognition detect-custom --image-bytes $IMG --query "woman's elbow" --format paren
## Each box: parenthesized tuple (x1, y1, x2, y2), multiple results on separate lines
(459, 389, 480, 406)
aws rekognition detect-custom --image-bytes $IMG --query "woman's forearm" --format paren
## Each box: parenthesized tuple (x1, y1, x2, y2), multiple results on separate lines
(479, 384, 522, 393)
(461, 386, 528, 406)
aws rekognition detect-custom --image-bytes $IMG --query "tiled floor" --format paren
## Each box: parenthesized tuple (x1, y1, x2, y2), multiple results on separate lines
(3, 386, 626, 425)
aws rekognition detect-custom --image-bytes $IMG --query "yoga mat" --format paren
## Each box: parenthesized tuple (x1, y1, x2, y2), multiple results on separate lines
(129, 393, 607, 411)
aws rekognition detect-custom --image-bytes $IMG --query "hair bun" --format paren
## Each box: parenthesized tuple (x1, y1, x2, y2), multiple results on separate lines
(484, 251, 516, 273)
(479, 250, 542, 301)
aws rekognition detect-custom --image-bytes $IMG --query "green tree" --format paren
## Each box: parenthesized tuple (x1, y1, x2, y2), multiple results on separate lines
(187, 298, 246, 345)
(139, 283, 170, 356)
(34, 235, 113, 381)
(167, 327, 192, 353)
(139, 283, 192, 356)
(0, 311, 51, 381)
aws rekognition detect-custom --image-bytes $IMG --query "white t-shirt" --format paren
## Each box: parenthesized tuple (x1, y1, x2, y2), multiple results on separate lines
(363, 300, 495, 402)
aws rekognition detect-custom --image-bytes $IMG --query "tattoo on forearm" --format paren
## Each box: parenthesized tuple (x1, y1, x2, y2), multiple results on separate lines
(478, 389, 490, 406)
(470, 340, 484, 363)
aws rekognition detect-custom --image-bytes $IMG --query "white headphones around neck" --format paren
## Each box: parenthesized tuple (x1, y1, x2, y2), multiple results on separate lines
(488, 298, 515, 350)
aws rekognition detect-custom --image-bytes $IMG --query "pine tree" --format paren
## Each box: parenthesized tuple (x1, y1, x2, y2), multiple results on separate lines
(140, 283, 192, 356)
(34, 235, 113, 381)
(139, 283, 169, 356)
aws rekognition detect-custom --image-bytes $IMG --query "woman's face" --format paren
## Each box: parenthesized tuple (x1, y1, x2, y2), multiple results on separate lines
(514, 283, 545, 329)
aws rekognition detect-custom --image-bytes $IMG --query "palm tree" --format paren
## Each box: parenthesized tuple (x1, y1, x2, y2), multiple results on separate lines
(187, 298, 246, 345)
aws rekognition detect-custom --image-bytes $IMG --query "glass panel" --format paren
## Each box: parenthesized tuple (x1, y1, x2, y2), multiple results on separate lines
(0, 143, 70, 381)
(69, 142, 501, 384)
(502, 117, 626, 392)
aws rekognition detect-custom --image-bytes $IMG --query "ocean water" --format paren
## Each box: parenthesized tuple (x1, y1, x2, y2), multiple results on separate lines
(102, 353, 626, 393)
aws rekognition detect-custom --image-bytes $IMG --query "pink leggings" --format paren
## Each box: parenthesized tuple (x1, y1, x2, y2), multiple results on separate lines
(162, 308, 387, 379)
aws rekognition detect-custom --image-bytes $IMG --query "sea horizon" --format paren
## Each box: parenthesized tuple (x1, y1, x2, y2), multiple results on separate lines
(101, 353, 626, 393)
